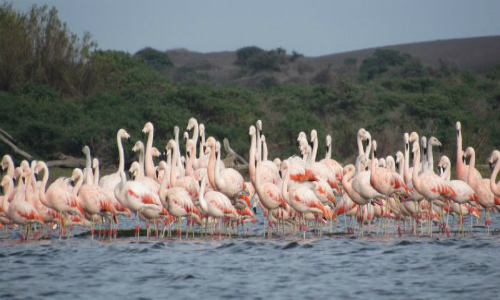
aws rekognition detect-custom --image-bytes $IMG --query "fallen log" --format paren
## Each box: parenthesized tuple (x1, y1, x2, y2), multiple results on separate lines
(0, 130, 33, 160)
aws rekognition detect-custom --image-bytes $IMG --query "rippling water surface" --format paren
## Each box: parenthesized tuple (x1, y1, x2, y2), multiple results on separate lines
(1, 214, 500, 300)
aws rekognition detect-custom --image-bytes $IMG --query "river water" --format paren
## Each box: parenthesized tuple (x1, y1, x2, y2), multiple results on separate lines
(1, 213, 499, 300)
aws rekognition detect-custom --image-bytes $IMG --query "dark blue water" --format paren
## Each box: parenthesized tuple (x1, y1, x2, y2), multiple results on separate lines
(1, 214, 500, 300)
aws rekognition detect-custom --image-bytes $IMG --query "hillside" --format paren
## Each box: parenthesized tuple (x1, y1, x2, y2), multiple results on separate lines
(162, 36, 500, 87)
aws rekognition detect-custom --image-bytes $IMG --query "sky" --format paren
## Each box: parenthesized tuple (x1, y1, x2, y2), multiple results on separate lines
(12, 0, 500, 57)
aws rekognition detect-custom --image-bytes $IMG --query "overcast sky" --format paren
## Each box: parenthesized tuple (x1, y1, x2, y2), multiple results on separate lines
(12, 0, 500, 56)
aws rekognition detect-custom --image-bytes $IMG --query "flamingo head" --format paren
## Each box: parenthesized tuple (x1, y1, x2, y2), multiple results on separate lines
(343, 164, 355, 176)
(187, 117, 197, 131)
(82, 145, 91, 157)
(310, 129, 318, 143)
(142, 122, 154, 134)
(132, 141, 144, 153)
(118, 129, 130, 141)
(92, 158, 99, 169)
(186, 139, 195, 158)
(273, 158, 281, 168)
(385, 156, 395, 171)
(456, 121, 461, 135)
(20, 160, 29, 172)
(429, 136, 442, 149)
(395, 151, 404, 167)
(166, 139, 176, 153)
(488, 150, 500, 170)
(421, 136, 427, 156)
(437, 155, 450, 177)
(409, 132, 419, 143)
(157, 161, 168, 172)
(205, 137, 216, 154)
(70, 168, 83, 183)
(297, 131, 306, 143)
(378, 158, 386, 168)
(1, 155, 12, 171)
(129, 162, 140, 179)
(151, 147, 161, 158)
(358, 128, 371, 141)
(34, 161, 46, 175)
(173, 126, 179, 137)
(199, 123, 205, 136)
(215, 141, 221, 154)
(249, 125, 256, 137)
(261, 134, 266, 144)
(464, 147, 475, 160)
(326, 135, 332, 147)
(412, 140, 420, 159)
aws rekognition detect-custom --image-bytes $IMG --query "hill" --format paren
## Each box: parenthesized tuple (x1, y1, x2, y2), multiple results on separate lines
(161, 36, 500, 87)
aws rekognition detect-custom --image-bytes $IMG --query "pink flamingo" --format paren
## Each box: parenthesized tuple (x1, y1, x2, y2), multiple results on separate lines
(411, 140, 456, 236)
(249, 125, 287, 237)
(99, 129, 130, 195)
(167, 140, 200, 202)
(198, 174, 239, 237)
(319, 134, 343, 185)
(3, 168, 43, 239)
(464, 147, 500, 234)
(489, 150, 500, 197)
(455, 121, 482, 182)
(142, 122, 162, 181)
(309, 130, 342, 194)
(158, 145, 201, 238)
(281, 160, 328, 239)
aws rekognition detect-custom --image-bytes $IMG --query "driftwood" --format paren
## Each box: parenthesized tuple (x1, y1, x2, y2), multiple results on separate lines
(0, 128, 33, 160)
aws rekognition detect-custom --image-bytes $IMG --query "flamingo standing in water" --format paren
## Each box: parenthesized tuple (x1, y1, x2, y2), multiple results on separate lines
(249, 126, 287, 237)
(280, 160, 328, 239)
(99, 129, 131, 195)
(455, 122, 482, 182)
(437, 155, 479, 234)
(465, 147, 500, 234)
(489, 150, 500, 198)
(411, 139, 456, 236)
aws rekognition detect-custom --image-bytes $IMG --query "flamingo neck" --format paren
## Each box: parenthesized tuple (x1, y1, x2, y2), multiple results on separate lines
(427, 143, 434, 172)
(25, 172, 32, 204)
(444, 164, 451, 182)
(262, 141, 268, 162)
(145, 129, 156, 178)
(412, 149, 422, 192)
(365, 137, 372, 160)
(199, 131, 205, 159)
(93, 163, 100, 185)
(214, 148, 224, 190)
(311, 138, 318, 162)
(85, 151, 92, 185)
(73, 172, 83, 196)
(404, 143, 411, 182)
(491, 158, 500, 196)
(207, 145, 217, 190)
(198, 176, 208, 213)
(117, 134, 125, 174)
(281, 167, 290, 203)
(6, 158, 14, 178)
(468, 150, 477, 188)
(159, 165, 169, 200)
(456, 129, 464, 178)
(249, 133, 257, 185)
(39, 164, 49, 205)
(357, 134, 364, 157)
(256, 128, 261, 162)
(138, 145, 145, 177)
(2, 179, 13, 213)
(170, 144, 178, 187)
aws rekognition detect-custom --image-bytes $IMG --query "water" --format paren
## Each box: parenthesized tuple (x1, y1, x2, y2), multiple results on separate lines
(1, 214, 500, 300)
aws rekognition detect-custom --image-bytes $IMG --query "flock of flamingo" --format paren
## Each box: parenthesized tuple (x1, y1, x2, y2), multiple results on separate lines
(1, 119, 500, 241)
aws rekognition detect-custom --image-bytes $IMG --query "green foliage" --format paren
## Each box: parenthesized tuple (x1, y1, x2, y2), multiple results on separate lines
(235, 46, 288, 72)
(134, 47, 173, 71)
(359, 49, 411, 80)
(0, 3, 96, 95)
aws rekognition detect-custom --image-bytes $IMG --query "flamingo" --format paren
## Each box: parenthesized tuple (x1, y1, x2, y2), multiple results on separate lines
(489, 150, 500, 197)
(281, 160, 328, 239)
(437, 155, 479, 234)
(411, 139, 456, 236)
(249, 125, 287, 237)
(455, 121, 482, 182)
(3, 168, 43, 239)
(142, 122, 161, 181)
(198, 174, 238, 237)
(464, 147, 500, 234)
(308, 130, 341, 194)
(319, 134, 343, 184)
(99, 129, 130, 195)
(167, 140, 200, 201)
(79, 146, 118, 239)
